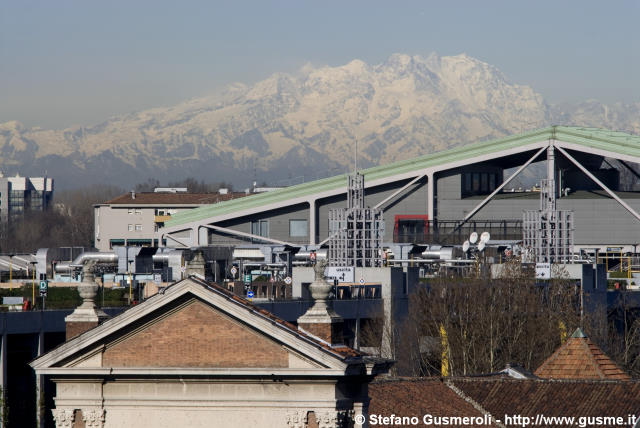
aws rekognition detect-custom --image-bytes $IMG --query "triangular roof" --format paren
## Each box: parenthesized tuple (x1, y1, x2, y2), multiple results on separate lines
(163, 125, 640, 229)
(31, 277, 389, 377)
(534, 328, 631, 380)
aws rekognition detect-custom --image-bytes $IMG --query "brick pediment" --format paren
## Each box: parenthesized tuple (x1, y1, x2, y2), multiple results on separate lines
(102, 299, 289, 368)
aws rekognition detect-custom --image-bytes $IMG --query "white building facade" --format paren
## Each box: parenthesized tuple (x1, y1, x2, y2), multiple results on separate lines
(0, 173, 53, 222)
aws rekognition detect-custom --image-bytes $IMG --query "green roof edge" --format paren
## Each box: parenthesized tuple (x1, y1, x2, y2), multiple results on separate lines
(164, 126, 640, 228)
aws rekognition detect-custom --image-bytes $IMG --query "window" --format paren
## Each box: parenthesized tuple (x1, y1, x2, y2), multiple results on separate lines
(393, 215, 429, 243)
(30, 190, 43, 210)
(489, 174, 496, 191)
(9, 190, 24, 211)
(127, 239, 152, 246)
(128, 224, 133, 231)
(463, 172, 500, 196)
(110, 239, 125, 248)
(135, 224, 142, 231)
(251, 220, 269, 237)
(472, 173, 480, 192)
(289, 219, 308, 237)
(464, 173, 472, 192)
(128, 208, 134, 214)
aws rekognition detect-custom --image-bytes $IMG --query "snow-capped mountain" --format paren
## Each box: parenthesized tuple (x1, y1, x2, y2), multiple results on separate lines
(1, 53, 638, 188)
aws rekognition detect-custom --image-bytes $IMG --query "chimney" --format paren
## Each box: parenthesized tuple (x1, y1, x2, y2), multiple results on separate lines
(65, 261, 109, 340)
(130, 190, 136, 199)
(297, 259, 344, 345)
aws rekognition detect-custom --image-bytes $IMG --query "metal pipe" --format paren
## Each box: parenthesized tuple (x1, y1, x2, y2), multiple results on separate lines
(151, 251, 183, 262)
(387, 259, 475, 264)
(55, 252, 117, 272)
(0, 259, 27, 271)
(294, 249, 328, 260)
(421, 246, 456, 260)
(240, 262, 286, 267)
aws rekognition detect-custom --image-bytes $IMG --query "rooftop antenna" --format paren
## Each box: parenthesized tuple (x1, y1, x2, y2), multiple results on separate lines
(253, 158, 257, 187)
(354, 138, 358, 174)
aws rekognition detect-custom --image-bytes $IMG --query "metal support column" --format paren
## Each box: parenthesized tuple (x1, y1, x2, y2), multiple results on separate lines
(546, 142, 557, 206)
(309, 199, 317, 245)
(354, 315, 360, 350)
(427, 173, 434, 221)
(198, 227, 208, 246)
(0, 333, 6, 428)
(36, 331, 45, 428)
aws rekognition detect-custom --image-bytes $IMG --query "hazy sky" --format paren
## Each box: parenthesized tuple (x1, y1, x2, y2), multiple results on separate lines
(1, 0, 638, 129)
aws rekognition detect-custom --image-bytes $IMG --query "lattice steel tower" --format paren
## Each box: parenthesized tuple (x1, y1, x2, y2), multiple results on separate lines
(328, 172, 384, 267)
(523, 144, 574, 263)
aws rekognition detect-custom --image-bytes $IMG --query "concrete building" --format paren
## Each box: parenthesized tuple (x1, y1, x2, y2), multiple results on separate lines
(158, 126, 640, 253)
(31, 272, 391, 428)
(0, 173, 53, 222)
(93, 189, 244, 251)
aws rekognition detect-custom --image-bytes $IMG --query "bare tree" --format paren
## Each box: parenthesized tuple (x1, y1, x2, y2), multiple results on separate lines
(405, 261, 582, 376)
(0, 184, 123, 253)
(606, 290, 640, 377)
(134, 178, 160, 192)
(136, 177, 234, 193)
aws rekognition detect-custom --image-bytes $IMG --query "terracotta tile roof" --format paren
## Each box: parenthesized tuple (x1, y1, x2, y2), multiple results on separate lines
(451, 378, 640, 421)
(369, 378, 483, 426)
(186, 276, 363, 360)
(104, 192, 246, 205)
(370, 377, 640, 427)
(534, 328, 631, 380)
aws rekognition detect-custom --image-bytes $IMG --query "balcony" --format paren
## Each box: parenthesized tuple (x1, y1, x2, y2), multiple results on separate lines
(154, 215, 171, 223)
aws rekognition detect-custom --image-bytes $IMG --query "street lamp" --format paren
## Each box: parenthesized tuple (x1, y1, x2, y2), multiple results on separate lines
(8, 253, 14, 292)
(30, 261, 37, 310)
(128, 259, 134, 304)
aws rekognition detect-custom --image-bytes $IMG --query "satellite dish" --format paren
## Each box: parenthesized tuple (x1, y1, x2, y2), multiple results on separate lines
(470, 232, 478, 244)
(480, 231, 491, 243)
(478, 241, 486, 252)
(462, 240, 470, 252)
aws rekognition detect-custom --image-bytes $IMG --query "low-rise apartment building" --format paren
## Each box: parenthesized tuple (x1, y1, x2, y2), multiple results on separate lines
(94, 189, 243, 251)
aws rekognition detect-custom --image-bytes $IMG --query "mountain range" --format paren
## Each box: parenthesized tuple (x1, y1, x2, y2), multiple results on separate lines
(1, 53, 638, 189)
